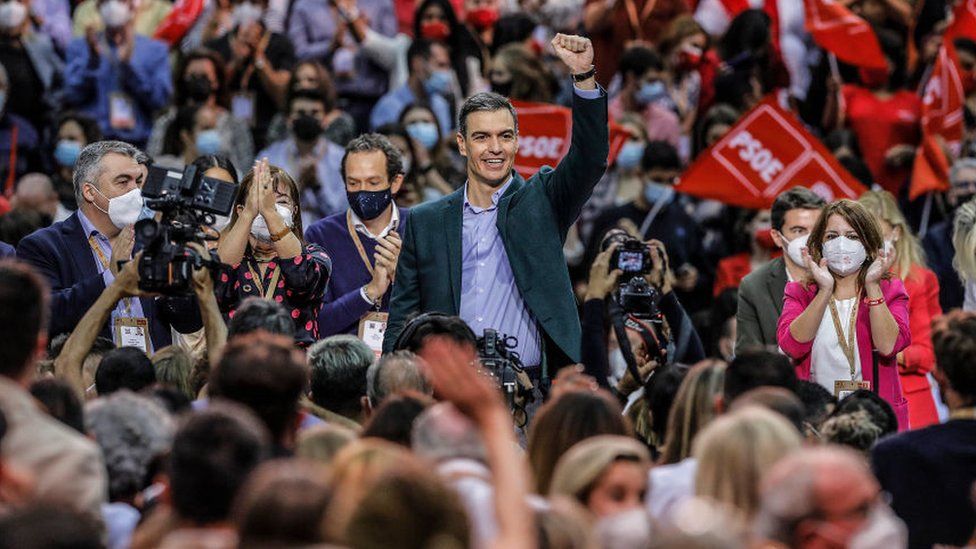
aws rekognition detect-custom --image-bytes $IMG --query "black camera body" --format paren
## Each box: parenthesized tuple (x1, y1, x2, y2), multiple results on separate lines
(609, 236, 653, 276)
(135, 165, 238, 295)
(612, 275, 670, 367)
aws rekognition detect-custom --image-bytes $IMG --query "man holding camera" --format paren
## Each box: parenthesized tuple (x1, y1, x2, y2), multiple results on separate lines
(383, 34, 609, 380)
(17, 140, 201, 351)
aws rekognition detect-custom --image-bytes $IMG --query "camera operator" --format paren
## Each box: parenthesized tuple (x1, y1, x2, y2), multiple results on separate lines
(580, 230, 704, 395)
(16, 141, 202, 353)
(215, 158, 332, 346)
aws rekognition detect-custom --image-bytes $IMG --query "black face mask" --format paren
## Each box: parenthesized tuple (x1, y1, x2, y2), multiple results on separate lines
(292, 114, 322, 142)
(183, 74, 213, 103)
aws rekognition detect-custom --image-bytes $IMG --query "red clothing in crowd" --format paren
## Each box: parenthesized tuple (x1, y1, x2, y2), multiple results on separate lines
(713, 251, 782, 297)
(841, 85, 921, 194)
(900, 264, 943, 429)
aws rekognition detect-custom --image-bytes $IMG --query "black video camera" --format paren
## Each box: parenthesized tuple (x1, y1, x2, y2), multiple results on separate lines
(135, 165, 239, 295)
(477, 329, 534, 427)
(609, 236, 653, 276)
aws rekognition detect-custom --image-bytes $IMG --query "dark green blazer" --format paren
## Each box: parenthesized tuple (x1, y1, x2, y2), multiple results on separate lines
(382, 91, 609, 366)
(735, 256, 788, 353)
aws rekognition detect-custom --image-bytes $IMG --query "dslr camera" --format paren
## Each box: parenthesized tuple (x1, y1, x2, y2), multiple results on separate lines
(135, 165, 238, 295)
(609, 235, 653, 276)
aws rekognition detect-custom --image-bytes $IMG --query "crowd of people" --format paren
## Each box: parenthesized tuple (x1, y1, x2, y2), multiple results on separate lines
(1, 0, 976, 547)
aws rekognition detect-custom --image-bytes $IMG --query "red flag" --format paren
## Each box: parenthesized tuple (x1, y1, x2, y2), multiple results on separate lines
(510, 100, 629, 180)
(153, 0, 204, 47)
(947, 0, 976, 42)
(676, 95, 867, 209)
(910, 38, 965, 200)
(803, 0, 886, 69)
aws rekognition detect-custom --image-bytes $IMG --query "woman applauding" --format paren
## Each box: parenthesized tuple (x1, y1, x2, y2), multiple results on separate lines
(777, 200, 910, 431)
(216, 159, 331, 346)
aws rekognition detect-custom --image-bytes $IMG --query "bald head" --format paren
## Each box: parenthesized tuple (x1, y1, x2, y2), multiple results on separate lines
(365, 351, 432, 411)
(411, 403, 486, 463)
(13, 174, 58, 219)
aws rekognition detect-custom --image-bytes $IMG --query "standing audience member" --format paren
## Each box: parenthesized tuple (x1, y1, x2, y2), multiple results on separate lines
(777, 200, 911, 430)
(952, 198, 976, 312)
(72, 0, 172, 37)
(0, 260, 107, 528)
(215, 160, 332, 345)
(872, 311, 976, 548)
(369, 39, 455, 134)
(0, 63, 42, 192)
(94, 347, 156, 396)
(736, 187, 824, 352)
(307, 335, 374, 425)
(860, 190, 943, 428)
(64, 4, 172, 147)
(51, 113, 102, 211)
(0, 2, 63, 134)
(305, 133, 407, 340)
(926, 158, 976, 311)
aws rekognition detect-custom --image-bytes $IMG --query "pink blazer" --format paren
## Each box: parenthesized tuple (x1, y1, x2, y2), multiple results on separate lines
(776, 278, 911, 431)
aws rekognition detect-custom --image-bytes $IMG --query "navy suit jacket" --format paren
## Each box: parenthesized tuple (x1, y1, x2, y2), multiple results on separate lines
(16, 212, 201, 347)
(0, 241, 14, 258)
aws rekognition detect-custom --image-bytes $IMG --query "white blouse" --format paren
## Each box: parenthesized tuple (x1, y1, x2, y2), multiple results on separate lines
(811, 297, 862, 393)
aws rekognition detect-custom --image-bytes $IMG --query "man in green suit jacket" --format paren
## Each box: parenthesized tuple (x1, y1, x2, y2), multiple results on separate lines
(735, 187, 825, 352)
(382, 33, 609, 374)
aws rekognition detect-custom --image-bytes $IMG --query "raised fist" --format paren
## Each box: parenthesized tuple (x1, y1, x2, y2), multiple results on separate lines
(551, 33, 594, 75)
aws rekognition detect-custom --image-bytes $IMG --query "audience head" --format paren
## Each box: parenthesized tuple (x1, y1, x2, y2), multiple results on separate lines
(232, 164, 305, 242)
(340, 133, 404, 222)
(54, 113, 102, 173)
(549, 435, 651, 518)
(94, 346, 156, 396)
(645, 362, 691, 449)
(168, 402, 271, 525)
(805, 199, 886, 288)
(0, 260, 49, 383)
(364, 350, 431, 414)
(74, 141, 149, 231)
(796, 380, 837, 437)
(820, 410, 883, 454)
(660, 359, 726, 465)
(152, 345, 196, 400)
(308, 335, 373, 421)
(641, 140, 682, 188)
(456, 92, 519, 187)
(289, 60, 338, 111)
(175, 49, 227, 107)
(227, 297, 296, 340)
(723, 349, 798, 410)
(770, 187, 826, 268)
(949, 157, 976, 208)
(394, 313, 477, 355)
(0, 208, 49, 246)
(360, 392, 435, 446)
(730, 386, 806, 433)
(932, 310, 976, 408)
(29, 378, 85, 433)
(85, 390, 173, 502)
(489, 43, 555, 102)
(755, 446, 901, 549)
(953, 198, 976, 284)
(830, 390, 897, 437)
(12, 173, 59, 222)
(528, 390, 630, 494)
(693, 406, 802, 520)
(0, 506, 102, 549)
(210, 332, 309, 448)
(411, 402, 486, 463)
(296, 423, 358, 464)
(232, 459, 332, 548)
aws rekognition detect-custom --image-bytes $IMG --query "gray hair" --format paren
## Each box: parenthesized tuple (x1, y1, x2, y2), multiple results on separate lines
(411, 403, 486, 463)
(307, 335, 373, 413)
(85, 390, 174, 501)
(366, 350, 431, 408)
(457, 92, 519, 138)
(72, 140, 149, 206)
(227, 297, 295, 339)
(950, 157, 976, 186)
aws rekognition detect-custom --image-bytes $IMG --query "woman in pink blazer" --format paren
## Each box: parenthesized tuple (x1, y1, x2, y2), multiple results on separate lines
(777, 200, 911, 431)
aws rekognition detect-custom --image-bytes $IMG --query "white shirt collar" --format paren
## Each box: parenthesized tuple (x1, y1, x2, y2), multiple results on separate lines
(350, 205, 399, 240)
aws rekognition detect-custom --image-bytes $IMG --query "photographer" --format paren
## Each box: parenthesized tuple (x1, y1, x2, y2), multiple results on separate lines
(580, 230, 704, 394)
(215, 159, 332, 346)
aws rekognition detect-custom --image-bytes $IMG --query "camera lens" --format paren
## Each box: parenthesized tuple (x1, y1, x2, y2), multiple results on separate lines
(134, 219, 159, 241)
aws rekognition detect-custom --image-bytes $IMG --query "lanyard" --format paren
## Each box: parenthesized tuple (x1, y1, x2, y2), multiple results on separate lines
(828, 298, 860, 381)
(950, 408, 976, 421)
(346, 210, 375, 277)
(622, 0, 657, 39)
(246, 260, 282, 300)
(88, 234, 133, 316)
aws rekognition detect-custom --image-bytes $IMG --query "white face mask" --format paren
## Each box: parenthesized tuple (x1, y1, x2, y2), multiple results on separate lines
(212, 214, 231, 232)
(91, 185, 144, 229)
(783, 233, 809, 268)
(232, 1, 263, 27)
(99, 0, 132, 28)
(822, 236, 867, 277)
(250, 203, 294, 241)
(0, 1, 27, 30)
(848, 504, 908, 549)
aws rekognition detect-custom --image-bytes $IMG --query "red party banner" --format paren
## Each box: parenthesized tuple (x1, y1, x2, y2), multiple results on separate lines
(677, 95, 868, 209)
(804, 0, 887, 69)
(511, 100, 629, 179)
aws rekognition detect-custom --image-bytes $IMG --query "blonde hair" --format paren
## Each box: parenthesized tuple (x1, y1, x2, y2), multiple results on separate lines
(858, 190, 927, 280)
(549, 435, 652, 504)
(693, 406, 802, 520)
(659, 360, 726, 465)
(953, 199, 976, 282)
(296, 423, 357, 465)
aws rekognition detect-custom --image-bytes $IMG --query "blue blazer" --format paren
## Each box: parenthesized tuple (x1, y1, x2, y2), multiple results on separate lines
(16, 212, 201, 348)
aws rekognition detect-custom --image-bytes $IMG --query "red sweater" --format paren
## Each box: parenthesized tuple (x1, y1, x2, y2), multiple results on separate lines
(900, 265, 942, 429)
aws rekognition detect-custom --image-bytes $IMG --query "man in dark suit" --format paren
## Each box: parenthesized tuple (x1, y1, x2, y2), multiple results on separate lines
(735, 187, 825, 353)
(17, 140, 199, 351)
(872, 310, 976, 549)
(923, 158, 976, 311)
(383, 33, 608, 375)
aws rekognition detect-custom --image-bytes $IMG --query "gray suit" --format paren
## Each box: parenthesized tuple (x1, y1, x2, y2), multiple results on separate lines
(735, 256, 788, 353)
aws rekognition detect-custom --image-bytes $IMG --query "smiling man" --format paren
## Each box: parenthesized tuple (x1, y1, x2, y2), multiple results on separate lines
(383, 33, 609, 383)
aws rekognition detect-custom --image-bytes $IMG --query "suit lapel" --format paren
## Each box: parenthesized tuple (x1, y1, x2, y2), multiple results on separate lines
(767, 257, 788, 315)
(442, 189, 464, 313)
(495, 173, 525, 240)
(62, 213, 100, 278)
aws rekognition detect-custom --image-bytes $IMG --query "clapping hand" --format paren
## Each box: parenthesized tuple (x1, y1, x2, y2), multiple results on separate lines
(865, 247, 894, 286)
(109, 225, 135, 278)
(802, 246, 834, 291)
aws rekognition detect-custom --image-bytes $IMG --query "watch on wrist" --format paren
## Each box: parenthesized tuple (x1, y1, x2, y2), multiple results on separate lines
(255, 57, 267, 70)
(270, 225, 292, 242)
(572, 66, 596, 83)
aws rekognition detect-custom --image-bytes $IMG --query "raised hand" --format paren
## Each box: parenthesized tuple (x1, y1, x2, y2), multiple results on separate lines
(551, 33, 594, 75)
(109, 225, 135, 277)
(255, 159, 277, 219)
(585, 243, 621, 301)
(803, 246, 834, 292)
(865, 247, 894, 285)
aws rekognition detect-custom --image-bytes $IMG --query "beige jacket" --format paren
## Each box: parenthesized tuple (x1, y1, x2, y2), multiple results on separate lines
(0, 376, 107, 526)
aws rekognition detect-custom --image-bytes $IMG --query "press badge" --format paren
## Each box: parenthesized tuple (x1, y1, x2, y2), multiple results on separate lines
(834, 380, 871, 400)
(109, 92, 136, 130)
(358, 312, 388, 358)
(231, 92, 256, 126)
(115, 317, 150, 353)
